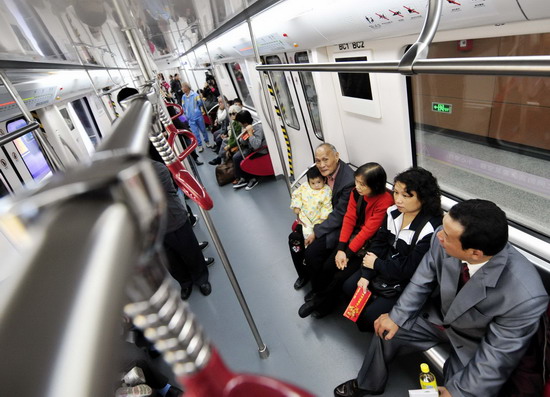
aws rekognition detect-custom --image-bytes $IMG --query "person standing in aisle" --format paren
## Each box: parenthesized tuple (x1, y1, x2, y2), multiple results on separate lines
(181, 81, 212, 153)
(170, 73, 183, 105)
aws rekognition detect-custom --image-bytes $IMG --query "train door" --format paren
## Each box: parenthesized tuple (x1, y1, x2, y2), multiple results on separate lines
(263, 54, 315, 179)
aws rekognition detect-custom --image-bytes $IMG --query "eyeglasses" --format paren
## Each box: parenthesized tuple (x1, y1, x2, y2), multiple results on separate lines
(229, 112, 236, 116)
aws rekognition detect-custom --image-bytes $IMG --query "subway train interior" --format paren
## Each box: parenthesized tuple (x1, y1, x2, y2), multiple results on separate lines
(0, 0, 549, 396)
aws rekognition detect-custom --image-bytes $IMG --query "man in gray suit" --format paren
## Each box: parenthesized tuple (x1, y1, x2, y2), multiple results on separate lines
(334, 199, 548, 397)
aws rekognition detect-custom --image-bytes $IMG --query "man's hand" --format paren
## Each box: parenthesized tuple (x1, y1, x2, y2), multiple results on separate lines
(335, 250, 349, 270)
(438, 387, 452, 397)
(373, 313, 399, 340)
(357, 277, 369, 293)
(362, 252, 377, 269)
(305, 232, 316, 247)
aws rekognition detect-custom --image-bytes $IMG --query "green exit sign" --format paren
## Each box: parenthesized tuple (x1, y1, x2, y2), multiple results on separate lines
(432, 102, 452, 113)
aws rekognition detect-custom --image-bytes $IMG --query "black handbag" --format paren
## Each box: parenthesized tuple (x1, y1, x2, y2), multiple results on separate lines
(369, 277, 403, 299)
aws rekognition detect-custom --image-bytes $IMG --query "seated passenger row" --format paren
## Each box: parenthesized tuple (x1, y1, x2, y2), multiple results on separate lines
(287, 143, 549, 397)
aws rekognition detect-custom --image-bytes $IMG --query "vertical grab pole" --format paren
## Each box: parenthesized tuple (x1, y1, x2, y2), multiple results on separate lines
(0, 70, 63, 171)
(112, 0, 270, 358)
(157, 108, 270, 359)
(246, 19, 292, 196)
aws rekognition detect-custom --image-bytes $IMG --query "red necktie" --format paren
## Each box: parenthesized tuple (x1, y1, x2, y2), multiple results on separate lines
(457, 262, 471, 292)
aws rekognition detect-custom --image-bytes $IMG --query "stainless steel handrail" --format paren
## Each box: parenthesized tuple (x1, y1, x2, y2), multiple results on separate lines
(96, 95, 153, 155)
(256, 56, 550, 77)
(0, 93, 165, 396)
(398, 0, 442, 74)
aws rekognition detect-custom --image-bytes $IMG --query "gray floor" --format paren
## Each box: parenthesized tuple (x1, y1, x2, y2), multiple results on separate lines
(183, 148, 423, 397)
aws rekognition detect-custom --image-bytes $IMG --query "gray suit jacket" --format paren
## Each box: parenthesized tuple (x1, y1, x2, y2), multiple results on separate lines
(312, 160, 355, 249)
(390, 228, 548, 397)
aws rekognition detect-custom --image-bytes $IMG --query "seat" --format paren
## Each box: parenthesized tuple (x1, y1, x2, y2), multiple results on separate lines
(240, 146, 274, 176)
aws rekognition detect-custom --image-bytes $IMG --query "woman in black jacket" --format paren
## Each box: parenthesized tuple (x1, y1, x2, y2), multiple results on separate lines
(343, 167, 443, 332)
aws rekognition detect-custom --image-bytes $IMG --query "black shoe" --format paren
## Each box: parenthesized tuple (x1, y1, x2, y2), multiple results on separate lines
(199, 282, 212, 296)
(204, 257, 215, 267)
(199, 241, 208, 250)
(304, 290, 316, 302)
(195, 159, 203, 166)
(181, 286, 192, 300)
(208, 158, 221, 165)
(334, 379, 383, 397)
(298, 301, 316, 318)
(294, 276, 308, 290)
(191, 214, 198, 227)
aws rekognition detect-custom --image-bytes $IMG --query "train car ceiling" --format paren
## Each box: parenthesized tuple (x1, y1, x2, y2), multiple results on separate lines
(0, 70, 123, 123)
(189, 0, 550, 63)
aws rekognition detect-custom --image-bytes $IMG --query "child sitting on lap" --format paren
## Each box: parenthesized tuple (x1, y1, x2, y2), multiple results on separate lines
(290, 167, 332, 237)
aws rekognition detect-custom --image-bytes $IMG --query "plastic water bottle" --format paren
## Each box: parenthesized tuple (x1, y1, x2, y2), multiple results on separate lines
(419, 363, 438, 389)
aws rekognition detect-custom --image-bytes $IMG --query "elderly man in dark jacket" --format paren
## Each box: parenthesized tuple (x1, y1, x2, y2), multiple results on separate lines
(291, 143, 355, 290)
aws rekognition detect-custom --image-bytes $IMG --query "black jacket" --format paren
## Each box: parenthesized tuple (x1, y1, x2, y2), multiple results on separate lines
(312, 160, 355, 249)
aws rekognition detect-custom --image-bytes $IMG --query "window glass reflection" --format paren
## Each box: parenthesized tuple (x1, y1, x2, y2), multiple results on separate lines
(295, 52, 323, 140)
(265, 56, 299, 130)
(229, 62, 253, 108)
(411, 33, 550, 237)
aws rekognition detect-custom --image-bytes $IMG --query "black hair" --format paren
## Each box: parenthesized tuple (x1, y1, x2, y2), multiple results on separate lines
(116, 87, 139, 106)
(235, 109, 253, 125)
(354, 162, 387, 196)
(394, 167, 442, 217)
(306, 166, 324, 182)
(448, 199, 508, 256)
(233, 97, 243, 105)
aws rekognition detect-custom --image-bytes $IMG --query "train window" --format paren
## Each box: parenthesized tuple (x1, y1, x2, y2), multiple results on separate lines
(411, 33, 550, 238)
(335, 56, 373, 100)
(228, 62, 253, 108)
(6, 118, 52, 183)
(265, 55, 300, 130)
(70, 98, 102, 147)
(294, 52, 323, 140)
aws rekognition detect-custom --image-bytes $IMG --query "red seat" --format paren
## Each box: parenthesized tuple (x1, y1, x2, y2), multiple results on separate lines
(240, 146, 274, 176)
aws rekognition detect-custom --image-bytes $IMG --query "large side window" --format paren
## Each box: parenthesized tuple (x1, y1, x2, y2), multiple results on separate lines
(295, 51, 323, 140)
(411, 34, 550, 238)
(265, 55, 299, 130)
(227, 62, 253, 108)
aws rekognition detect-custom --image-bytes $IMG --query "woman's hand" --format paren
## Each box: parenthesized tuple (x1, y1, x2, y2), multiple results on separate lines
(245, 125, 254, 135)
(357, 277, 369, 293)
(335, 250, 348, 270)
(293, 208, 301, 215)
(362, 252, 377, 269)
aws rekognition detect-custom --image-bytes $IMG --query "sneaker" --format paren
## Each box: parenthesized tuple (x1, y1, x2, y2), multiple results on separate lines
(195, 159, 203, 166)
(245, 178, 259, 190)
(232, 179, 239, 185)
(233, 178, 247, 189)
(198, 145, 204, 153)
(205, 142, 213, 148)
(115, 384, 153, 397)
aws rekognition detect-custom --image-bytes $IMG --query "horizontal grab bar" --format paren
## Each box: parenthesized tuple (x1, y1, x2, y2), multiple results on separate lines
(0, 121, 40, 147)
(256, 56, 550, 77)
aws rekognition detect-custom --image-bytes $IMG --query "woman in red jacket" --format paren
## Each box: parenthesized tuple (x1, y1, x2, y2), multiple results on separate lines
(299, 162, 393, 319)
